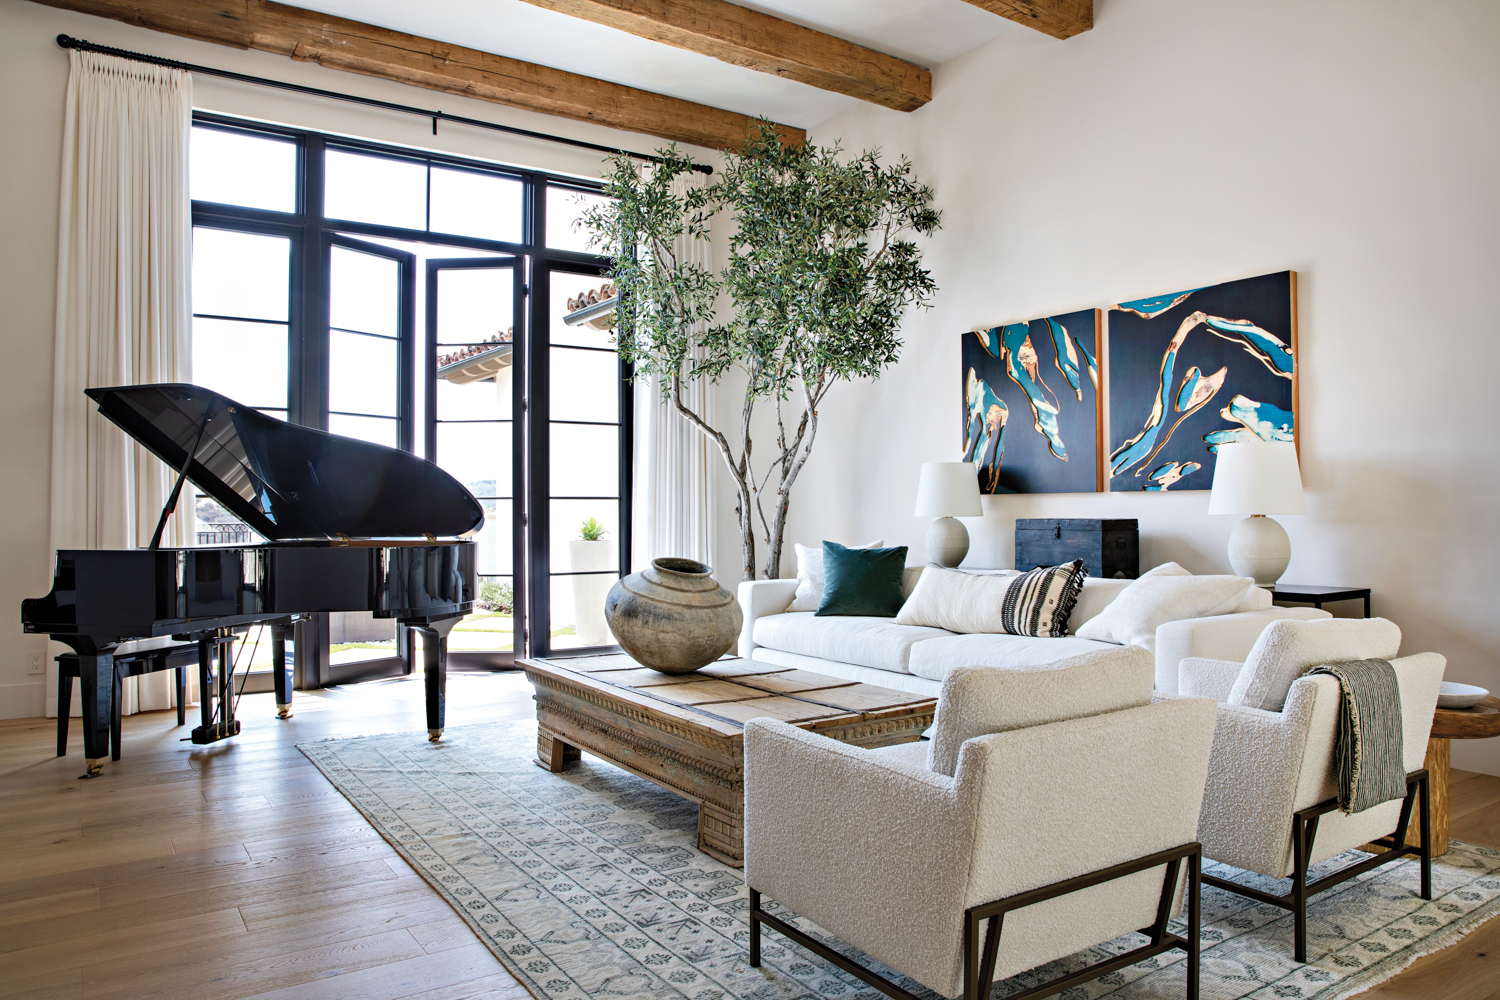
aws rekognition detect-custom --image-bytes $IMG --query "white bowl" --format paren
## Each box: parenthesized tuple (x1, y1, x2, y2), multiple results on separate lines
(1438, 682, 1490, 709)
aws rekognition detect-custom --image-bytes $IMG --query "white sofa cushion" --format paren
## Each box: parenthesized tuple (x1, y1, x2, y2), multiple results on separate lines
(752, 611, 953, 674)
(750, 647, 941, 697)
(1076, 568, 1254, 651)
(787, 540, 881, 612)
(925, 648, 1156, 776)
(906, 632, 1120, 682)
(1226, 616, 1403, 712)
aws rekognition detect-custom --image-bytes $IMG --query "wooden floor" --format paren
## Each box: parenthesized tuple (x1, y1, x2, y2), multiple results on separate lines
(2, 672, 1499, 1000)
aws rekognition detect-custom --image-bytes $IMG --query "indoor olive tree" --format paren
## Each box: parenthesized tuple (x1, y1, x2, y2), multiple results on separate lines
(583, 122, 940, 580)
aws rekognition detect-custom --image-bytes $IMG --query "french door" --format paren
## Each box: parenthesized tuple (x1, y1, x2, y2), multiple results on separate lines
(426, 257, 525, 668)
(307, 233, 418, 685)
(528, 263, 631, 657)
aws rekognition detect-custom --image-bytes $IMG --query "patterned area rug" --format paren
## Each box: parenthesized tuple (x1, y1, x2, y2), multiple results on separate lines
(299, 720, 1500, 1000)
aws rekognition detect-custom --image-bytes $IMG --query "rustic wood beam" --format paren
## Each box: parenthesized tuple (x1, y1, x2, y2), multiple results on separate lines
(516, 0, 930, 112)
(962, 0, 1092, 41)
(31, 0, 805, 151)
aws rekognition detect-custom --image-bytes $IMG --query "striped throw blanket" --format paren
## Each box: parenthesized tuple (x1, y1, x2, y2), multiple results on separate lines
(1304, 658, 1405, 815)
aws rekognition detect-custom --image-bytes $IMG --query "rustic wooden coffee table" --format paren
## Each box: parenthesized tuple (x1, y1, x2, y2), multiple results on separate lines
(519, 654, 937, 867)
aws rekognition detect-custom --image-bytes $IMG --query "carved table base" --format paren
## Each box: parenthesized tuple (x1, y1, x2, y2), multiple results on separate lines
(521, 654, 937, 867)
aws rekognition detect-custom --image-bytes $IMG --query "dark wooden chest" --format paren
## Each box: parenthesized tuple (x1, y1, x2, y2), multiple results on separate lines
(1015, 519, 1139, 579)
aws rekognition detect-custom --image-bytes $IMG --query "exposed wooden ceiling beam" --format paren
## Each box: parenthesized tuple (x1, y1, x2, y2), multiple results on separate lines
(31, 0, 805, 151)
(517, 0, 930, 112)
(962, 0, 1092, 41)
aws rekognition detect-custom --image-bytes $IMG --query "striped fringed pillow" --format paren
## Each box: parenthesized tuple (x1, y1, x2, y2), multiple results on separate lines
(1000, 560, 1088, 637)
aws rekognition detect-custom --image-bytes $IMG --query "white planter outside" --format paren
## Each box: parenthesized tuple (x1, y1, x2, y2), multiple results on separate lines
(568, 539, 616, 646)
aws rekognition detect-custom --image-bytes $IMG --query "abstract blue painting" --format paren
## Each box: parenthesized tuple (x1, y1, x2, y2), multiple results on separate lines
(1106, 271, 1298, 491)
(962, 308, 1101, 494)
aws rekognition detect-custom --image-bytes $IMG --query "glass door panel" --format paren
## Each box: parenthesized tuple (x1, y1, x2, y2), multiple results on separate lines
(190, 225, 291, 543)
(328, 236, 411, 449)
(427, 257, 522, 662)
(323, 234, 414, 680)
(545, 269, 625, 652)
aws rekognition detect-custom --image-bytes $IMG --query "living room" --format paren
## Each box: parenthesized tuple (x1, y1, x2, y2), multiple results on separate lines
(1, 1, 1497, 999)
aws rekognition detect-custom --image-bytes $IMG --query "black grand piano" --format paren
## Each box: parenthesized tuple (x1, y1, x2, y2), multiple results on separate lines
(23, 384, 483, 775)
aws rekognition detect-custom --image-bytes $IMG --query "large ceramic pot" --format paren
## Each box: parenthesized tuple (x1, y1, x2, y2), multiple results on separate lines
(604, 558, 743, 674)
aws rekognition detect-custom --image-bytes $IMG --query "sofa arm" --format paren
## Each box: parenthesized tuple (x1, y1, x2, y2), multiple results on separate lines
(1153, 606, 1331, 693)
(737, 579, 799, 657)
(1178, 658, 1244, 701)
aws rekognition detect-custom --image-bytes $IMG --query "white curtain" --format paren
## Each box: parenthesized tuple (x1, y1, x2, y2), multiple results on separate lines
(47, 50, 196, 718)
(631, 172, 717, 571)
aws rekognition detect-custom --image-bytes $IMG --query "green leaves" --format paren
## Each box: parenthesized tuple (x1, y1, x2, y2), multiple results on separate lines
(716, 122, 940, 400)
(581, 122, 940, 402)
(578, 149, 720, 395)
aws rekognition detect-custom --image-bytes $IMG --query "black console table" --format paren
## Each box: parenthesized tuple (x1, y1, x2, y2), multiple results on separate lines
(1271, 584, 1371, 618)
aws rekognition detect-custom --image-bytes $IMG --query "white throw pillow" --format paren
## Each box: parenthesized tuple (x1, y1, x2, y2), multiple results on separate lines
(925, 648, 1155, 776)
(1064, 563, 1186, 634)
(1075, 569, 1254, 651)
(1227, 617, 1403, 712)
(896, 563, 1084, 637)
(787, 539, 882, 612)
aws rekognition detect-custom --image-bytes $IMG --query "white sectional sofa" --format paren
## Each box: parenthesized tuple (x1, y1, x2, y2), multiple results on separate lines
(738, 567, 1330, 696)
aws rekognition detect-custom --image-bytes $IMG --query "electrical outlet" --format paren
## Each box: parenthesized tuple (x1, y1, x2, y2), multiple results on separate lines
(27, 653, 43, 675)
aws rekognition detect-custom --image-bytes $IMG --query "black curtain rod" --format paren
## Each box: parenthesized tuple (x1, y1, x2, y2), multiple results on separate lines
(55, 33, 713, 174)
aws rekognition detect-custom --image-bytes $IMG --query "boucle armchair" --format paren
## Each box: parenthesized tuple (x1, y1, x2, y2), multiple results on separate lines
(744, 653, 1218, 1000)
(1179, 617, 1445, 962)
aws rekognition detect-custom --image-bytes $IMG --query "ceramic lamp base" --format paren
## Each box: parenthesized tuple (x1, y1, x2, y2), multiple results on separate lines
(926, 517, 970, 568)
(1227, 515, 1290, 588)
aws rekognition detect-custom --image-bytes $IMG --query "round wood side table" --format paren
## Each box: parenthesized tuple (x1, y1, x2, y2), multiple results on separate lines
(1418, 696, 1500, 855)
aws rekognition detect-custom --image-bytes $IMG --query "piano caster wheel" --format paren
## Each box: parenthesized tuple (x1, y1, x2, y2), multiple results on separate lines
(428, 729, 442, 743)
(81, 759, 104, 779)
(276, 704, 292, 719)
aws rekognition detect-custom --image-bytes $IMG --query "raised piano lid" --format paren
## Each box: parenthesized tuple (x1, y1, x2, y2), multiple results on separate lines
(85, 384, 485, 541)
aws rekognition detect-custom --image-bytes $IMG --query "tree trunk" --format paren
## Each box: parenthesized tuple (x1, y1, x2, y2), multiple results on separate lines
(670, 380, 756, 581)
(761, 381, 822, 580)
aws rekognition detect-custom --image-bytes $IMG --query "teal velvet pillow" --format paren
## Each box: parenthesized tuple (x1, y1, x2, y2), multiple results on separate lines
(816, 541, 909, 617)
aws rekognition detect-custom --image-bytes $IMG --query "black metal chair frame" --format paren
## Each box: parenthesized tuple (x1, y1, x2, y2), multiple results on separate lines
(1201, 768, 1430, 963)
(751, 842, 1202, 1000)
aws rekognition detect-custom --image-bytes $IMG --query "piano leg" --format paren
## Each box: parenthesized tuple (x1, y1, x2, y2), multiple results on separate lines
(77, 653, 114, 777)
(198, 639, 214, 730)
(414, 619, 458, 743)
(271, 625, 292, 719)
(110, 664, 123, 762)
(57, 667, 72, 757)
(175, 667, 186, 726)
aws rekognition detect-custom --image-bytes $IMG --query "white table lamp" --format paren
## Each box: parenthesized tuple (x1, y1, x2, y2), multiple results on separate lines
(1207, 441, 1306, 588)
(915, 462, 983, 567)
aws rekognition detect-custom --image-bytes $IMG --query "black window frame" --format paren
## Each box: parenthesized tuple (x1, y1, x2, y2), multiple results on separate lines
(188, 111, 632, 672)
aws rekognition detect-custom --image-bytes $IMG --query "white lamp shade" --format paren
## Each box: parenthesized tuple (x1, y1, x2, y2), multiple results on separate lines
(1208, 442, 1306, 515)
(914, 462, 983, 517)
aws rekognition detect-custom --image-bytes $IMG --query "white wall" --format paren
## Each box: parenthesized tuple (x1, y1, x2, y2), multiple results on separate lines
(0, 0, 719, 718)
(766, 0, 1500, 772)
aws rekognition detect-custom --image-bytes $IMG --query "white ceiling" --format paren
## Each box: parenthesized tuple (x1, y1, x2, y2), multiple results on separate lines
(288, 0, 1014, 131)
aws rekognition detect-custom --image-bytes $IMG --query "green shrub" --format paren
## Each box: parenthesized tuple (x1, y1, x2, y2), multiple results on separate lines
(478, 579, 514, 613)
